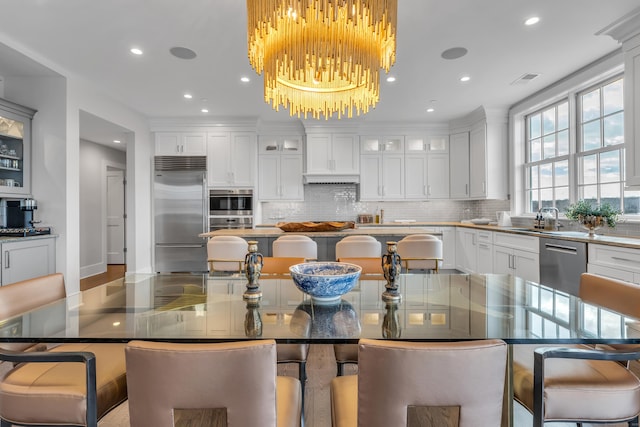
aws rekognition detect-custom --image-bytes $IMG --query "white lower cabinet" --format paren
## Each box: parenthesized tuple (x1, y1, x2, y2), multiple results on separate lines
(588, 243, 640, 284)
(1, 237, 56, 286)
(492, 233, 539, 283)
(455, 228, 477, 273)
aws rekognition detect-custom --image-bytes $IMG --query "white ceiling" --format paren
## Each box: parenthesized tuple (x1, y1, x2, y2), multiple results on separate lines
(0, 1, 638, 148)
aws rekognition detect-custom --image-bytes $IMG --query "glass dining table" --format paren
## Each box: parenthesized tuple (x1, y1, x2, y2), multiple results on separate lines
(2, 272, 639, 345)
(2, 272, 640, 427)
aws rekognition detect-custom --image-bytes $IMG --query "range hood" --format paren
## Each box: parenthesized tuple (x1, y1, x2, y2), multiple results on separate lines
(303, 174, 360, 184)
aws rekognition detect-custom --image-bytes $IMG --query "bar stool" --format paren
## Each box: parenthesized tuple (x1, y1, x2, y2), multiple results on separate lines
(272, 235, 318, 261)
(397, 234, 442, 272)
(335, 235, 381, 259)
(207, 236, 248, 274)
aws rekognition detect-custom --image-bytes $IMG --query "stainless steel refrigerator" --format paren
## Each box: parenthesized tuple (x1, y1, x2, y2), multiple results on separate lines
(154, 156, 208, 272)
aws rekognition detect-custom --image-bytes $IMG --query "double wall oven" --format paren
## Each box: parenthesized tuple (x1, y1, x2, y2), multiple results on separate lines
(209, 189, 253, 231)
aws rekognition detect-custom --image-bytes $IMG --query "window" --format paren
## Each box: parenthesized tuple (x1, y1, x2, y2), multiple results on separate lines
(524, 75, 640, 215)
(577, 77, 640, 214)
(525, 101, 570, 212)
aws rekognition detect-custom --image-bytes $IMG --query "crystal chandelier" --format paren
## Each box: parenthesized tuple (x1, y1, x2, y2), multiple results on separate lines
(247, 0, 397, 119)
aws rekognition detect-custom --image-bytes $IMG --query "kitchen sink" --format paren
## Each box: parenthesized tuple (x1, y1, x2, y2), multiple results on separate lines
(509, 228, 589, 238)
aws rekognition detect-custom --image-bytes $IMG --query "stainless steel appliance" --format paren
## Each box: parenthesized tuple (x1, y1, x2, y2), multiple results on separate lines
(209, 189, 253, 231)
(154, 156, 208, 272)
(539, 237, 587, 296)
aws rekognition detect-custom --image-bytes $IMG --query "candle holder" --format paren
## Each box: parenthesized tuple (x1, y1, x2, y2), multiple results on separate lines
(382, 301, 401, 338)
(244, 299, 263, 337)
(243, 240, 263, 300)
(382, 241, 402, 302)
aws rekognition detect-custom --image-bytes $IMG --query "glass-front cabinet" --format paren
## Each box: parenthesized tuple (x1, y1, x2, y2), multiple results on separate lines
(0, 98, 36, 196)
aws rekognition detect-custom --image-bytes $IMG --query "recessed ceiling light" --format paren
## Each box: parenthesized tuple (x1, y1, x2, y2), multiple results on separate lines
(524, 16, 540, 26)
(130, 47, 143, 55)
(460, 75, 471, 82)
(201, 108, 209, 113)
(169, 46, 197, 60)
(183, 93, 193, 99)
(113, 140, 121, 144)
(386, 76, 396, 83)
(426, 108, 435, 113)
(441, 47, 468, 60)
(240, 76, 250, 83)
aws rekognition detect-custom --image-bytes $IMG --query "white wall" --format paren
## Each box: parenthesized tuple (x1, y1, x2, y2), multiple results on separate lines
(79, 139, 125, 278)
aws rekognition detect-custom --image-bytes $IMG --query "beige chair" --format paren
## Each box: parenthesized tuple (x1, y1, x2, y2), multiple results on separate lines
(273, 235, 318, 260)
(257, 256, 310, 406)
(207, 235, 248, 273)
(0, 273, 128, 427)
(125, 340, 301, 427)
(335, 235, 382, 259)
(261, 256, 306, 275)
(331, 339, 507, 427)
(513, 272, 640, 427)
(334, 254, 384, 376)
(397, 234, 443, 272)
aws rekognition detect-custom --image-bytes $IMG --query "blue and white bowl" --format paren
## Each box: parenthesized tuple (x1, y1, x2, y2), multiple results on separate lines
(289, 262, 362, 303)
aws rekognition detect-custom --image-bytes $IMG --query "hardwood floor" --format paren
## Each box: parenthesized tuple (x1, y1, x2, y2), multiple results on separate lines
(80, 264, 126, 291)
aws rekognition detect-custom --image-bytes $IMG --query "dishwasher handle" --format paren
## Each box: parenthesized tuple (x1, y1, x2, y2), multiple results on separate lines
(544, 243, 579, 255)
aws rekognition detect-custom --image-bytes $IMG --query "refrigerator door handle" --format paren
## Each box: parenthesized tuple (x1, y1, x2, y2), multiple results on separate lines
(202, 173, 208, 234)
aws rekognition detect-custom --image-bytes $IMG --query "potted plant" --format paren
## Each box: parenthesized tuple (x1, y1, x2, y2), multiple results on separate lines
(565, 200, 621, 237)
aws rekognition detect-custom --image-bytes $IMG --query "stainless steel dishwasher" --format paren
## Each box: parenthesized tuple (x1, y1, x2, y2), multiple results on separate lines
(539, 237, 587, 296)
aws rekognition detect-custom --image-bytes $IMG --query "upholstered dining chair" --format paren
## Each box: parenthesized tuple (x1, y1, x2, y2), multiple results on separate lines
(272, 234, 318, 261)
(125, 340, 301, 427)
(335, 235, 382, 259)
(331, 339, 507, 427)
(207, 235, 248, 274)
(257, 256, 310, 408)
(513, 272, 640, 427)
(333, 258, 384, 375)
(397, 234, 443, 272)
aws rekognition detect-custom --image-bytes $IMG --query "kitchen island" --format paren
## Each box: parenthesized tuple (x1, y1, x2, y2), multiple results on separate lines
(200, 226, 441, 261)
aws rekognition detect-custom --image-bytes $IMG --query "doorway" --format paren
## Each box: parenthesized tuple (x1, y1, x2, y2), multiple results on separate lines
(107, 167, 126, 264)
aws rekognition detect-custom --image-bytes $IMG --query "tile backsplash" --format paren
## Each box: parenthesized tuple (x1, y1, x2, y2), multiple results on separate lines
(259, 184, 511, 224)
(258, 184, 640, 238)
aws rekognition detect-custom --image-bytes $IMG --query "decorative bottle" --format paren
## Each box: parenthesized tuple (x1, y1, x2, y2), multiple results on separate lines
(243, 240, 263, 300)
(382, 241, 402, 302)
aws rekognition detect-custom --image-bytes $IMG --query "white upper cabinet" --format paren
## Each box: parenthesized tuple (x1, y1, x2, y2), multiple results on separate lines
(0, 98, 35, 197)
(207, 132, 256, 188)
(359, 136, 404, 200)
(405, 135, 450, 199)
(155, 132, 207, 156)
(449, 131, 470, 198)
(258, 135, 303, 201)
(449, 107, 508, 200)
(305, 134, 359, 175)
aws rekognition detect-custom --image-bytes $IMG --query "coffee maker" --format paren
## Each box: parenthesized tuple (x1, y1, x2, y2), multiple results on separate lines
(2, 198, 38, 228)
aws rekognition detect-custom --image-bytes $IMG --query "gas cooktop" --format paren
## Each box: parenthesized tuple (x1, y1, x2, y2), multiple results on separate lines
(0, 227, 52, 237)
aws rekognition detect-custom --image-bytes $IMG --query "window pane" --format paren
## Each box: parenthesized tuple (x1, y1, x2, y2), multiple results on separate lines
(557, 102, 569, 130)
(555, 160, 569, 186)
(600, 150, 620, 183)
(543, 134, 555, 159)
(530, 138, 541, 162)
(583, 120, 601, 151)
(557, 130, 569, 156)
(582, 88, 601, 122)
(530, 113, 541, 139)
(528, 165, 539, 189)
(600, 183, 621, 207)
(543, 108, 556, 135)
(528, 190, 539, 212)
(556, 187, 569, 211)
(582, 154, 597, 185)
(581, 185, 598, 202)
(540, 163, 552, 188)
(603, 79, 624, 116)
(540, 188, 553, 208)
(604, 112, 624, 146)
(623, 189, 640, 214)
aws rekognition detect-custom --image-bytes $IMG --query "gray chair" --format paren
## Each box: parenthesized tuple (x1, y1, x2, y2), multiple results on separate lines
(331, 339, 507, 427)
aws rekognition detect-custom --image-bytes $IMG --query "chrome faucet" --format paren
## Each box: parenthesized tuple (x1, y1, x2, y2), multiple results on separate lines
(540, 207, 560, 231)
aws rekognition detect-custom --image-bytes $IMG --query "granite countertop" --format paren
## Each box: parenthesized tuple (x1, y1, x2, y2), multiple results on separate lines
(235, 222, 640, 250)
(0, 234, 58, 242)
(200, 226, 443, 238)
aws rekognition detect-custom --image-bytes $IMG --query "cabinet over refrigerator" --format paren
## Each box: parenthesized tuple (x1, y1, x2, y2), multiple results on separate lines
(154, 156, 208, 272)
